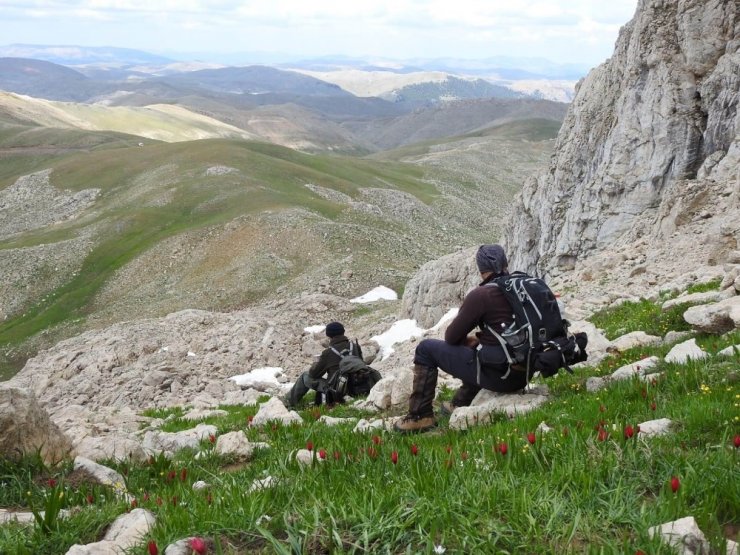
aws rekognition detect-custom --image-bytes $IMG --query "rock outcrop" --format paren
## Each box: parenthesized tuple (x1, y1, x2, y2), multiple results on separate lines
(0, 386, 72, 464)
(504, 0, 739, 278)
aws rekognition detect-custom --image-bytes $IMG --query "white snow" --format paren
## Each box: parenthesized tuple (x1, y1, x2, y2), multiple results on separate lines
(350, 286, 398, 304)
(229, 367, 285, 387)
(371, 319, 425, 360)
(304, 325, 326, 334)
(429, 308, 459, 331)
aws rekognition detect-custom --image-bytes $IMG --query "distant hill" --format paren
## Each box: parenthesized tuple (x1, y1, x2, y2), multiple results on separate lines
(0, 44, 174, 66)
(381, 76, 523, 108)
(157, 65, 353, 97)
(0, 58, 106, 101)
(349, 97, 568, 150)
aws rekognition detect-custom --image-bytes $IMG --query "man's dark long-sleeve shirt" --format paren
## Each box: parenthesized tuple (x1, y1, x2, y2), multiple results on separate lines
(444, 276, 514, 346)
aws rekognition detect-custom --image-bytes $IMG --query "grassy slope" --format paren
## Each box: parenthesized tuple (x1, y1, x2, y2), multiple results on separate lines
(0, 298, 737, 554)
(0, 134, 438, 376)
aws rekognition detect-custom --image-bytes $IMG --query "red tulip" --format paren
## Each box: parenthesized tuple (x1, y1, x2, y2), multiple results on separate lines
(599, 405, 606, 413)
(733, 435, 740, 448)
(445, 445, 452, 454)
(171, 495, 178, 507)
(318, 449, 326, 459)
(461, 452, 469, 461)
(526, 433, 536, 445)
(650, 402, 656, 411)
(206, 493, 213, 505)
(410, 444, 419, 456)
(86, 494, 94, 504)
(333, 451, 341, 460)
(147, 540, 158, 555)
(640, 388, 647, 399)
(47, 478, 57, 488)
(155, 497, 163, 506)
(624, 425, 635, 439)
(131, 498, 138, 509)
(391, 451, 399, 464)
(635, 551, 645, 555)
(597, 429, 608, 442)
(498, 443, 508, 455)
(247, 415, 254, 423)
(142, 493, 150, 502)
(306, 441, 313, 452)
(367, 447, 378, 458)
(670, 476, 680, 493)
(562, 426, 569, 437)
(189, 537, 207, 554)
(166, 470, 176, 483)
(179, 468, 187, 482)
(372, 435, 382, 445)
(208, 434, 216, 444)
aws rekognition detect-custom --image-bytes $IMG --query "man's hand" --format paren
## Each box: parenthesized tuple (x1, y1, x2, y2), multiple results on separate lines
(464, 335, 479, 349)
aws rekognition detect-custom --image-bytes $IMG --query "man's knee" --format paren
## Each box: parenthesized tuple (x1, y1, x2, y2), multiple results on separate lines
(414, 339, 438, 367)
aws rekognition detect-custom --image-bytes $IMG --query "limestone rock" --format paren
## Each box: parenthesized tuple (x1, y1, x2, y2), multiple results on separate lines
(401, 247, 478, 328)
(502, 0, 740, 286)
(250, 397, 303, 427)
(586, 377, 608, 392)
(214, 431, 254, 460)
(0, 386, 72, 464)
(608, 332, 662, 353)
(662, 291, 727, 311)
(296, 449, 319, 466)
(74, 435, 147, 463)
(717, 345, 739, 357)
(365, 370, 414, 410)
(65, 508, 155, 555)
(611, 357, 660, 381)
(664, 331, 694, 345)
(449, 388, 549, 430)
(318, 415, 358, 426)
(142, 424, 217, 457)
(684, 297, 740, 334)
(192, 480, 210, 491)
(648, 516, 710, 555)
(73, 456, 128, 493)
(248, 476, 276, 492)
(665, 339, 709, 364)
(353, 419, 385, 433)
(638, 418, 673, 438)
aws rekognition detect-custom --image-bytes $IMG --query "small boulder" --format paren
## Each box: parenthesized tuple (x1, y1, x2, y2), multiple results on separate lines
(717, 345, 739, 357)
(665, 339, 708, 364)
(142, 424, 217, 457)
(250, 397, 303, 427)
(683, 297, 740, 334)
(638, 418, 673, 438)
(586, 377, 609, 392)
(73, 456, 128, 494)
(608, 332, 661, 353)
(182, 408, 228, 421)
(65, 508, 155, 554)
(214, 431, 254, 460)
(611, 357, 660, 381)
(449, 388, 549, 430)
(648, 516, 709, 555)
(0, 386, 73, 464)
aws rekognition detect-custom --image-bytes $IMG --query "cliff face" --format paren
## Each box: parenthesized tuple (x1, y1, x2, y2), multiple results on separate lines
(504, 0, 739, 277)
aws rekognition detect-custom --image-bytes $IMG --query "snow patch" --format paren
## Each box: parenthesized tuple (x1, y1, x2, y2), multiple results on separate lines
(229, 367, 285, 387)
(351, 286, 398, 304)
(371, 319, 424, 360)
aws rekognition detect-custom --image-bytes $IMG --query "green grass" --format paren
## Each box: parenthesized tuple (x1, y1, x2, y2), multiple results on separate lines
(1, 324, 738, 554)
(589, 299, 693, 341)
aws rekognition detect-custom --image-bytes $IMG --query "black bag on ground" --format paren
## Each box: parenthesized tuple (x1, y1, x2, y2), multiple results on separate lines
(485, 272, 588, 378)
(326, 341, 382, 402)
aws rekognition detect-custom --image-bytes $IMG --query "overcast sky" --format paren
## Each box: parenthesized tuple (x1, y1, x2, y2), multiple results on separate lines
(0, 0, 639, 67)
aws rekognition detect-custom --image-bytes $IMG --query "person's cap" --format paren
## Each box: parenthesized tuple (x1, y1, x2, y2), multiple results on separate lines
(325, 321, 345, 337)
(476, 244, 508, 275)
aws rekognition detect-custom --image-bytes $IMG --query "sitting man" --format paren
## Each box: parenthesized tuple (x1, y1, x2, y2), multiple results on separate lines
(286, 321, 364, 408)
(395, 244, 527, 433)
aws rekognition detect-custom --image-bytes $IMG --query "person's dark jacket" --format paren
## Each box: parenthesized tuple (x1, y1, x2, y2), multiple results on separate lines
(307, 335, 364, 380)
(444, 273, 514, 346)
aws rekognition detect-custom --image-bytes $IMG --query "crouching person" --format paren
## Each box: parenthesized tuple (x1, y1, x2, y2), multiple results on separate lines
(286, 321, 363, 408)
(395, 244, 527, 433)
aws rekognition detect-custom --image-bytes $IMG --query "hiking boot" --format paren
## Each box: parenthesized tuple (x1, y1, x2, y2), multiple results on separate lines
(394, 414, 437, 434)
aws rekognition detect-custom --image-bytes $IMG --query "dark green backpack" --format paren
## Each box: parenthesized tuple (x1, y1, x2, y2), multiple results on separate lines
(327, 341, 382, 402)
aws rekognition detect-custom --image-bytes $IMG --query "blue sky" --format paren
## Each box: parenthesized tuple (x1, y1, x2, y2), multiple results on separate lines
(0, 1, 639, 66)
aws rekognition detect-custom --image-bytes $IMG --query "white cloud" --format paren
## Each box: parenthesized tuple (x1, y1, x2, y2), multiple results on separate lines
(0, 0, 638, 65)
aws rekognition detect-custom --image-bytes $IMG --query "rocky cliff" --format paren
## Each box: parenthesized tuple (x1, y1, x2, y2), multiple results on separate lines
(504, 0, 739, 278)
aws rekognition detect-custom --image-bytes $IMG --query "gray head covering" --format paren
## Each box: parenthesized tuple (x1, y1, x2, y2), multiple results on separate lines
(475, 244, 508, 275)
